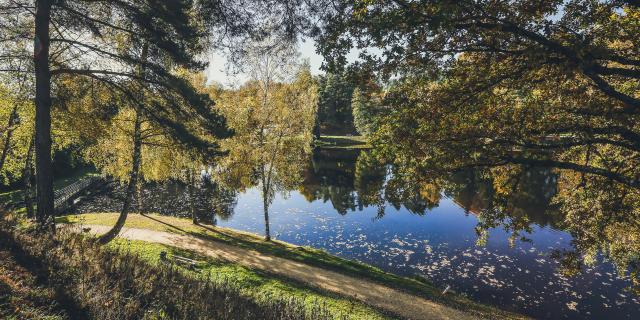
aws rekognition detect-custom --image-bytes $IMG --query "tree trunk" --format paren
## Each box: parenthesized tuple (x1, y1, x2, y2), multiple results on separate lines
(262, 181, 270, 241)
(98, 107, 143, 244)
(98, 43, 148, 244)
(136, 181, 143, 214)
(22, 135, 35, 218)
(0, 106, 19, 173)
(188, 169, 198, 224)
(312, 104, 321, 140)
(34, 0, 54, 226)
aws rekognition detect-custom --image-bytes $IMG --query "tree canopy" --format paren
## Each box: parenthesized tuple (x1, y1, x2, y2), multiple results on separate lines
(312, 0, 640, 293)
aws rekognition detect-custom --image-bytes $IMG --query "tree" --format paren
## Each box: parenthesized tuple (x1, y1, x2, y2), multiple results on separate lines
(351, 87, 383, 137)
(1, 0, 320, 228)
(214, 46, 318, 240)
(314, 0, 640, 290)
(315, 1, 640, 187)
(0, 84, 33, 186)
(3, 0, 308, 227)
(316, 72, 356, 135)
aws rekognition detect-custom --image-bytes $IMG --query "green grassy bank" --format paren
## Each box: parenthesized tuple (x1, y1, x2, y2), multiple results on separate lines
(57, 213, 525, 319)
(107, 239, 391, 320)
(2, 214, 371, 320)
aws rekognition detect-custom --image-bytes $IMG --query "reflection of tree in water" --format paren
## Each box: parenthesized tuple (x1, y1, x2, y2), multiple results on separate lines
(440, 166, 562, 244)
(300, 149, 359, 214)
(301, 146, 639, 294)
(447, 164, 640, 294)
(384, 168, 438, 216)
(354, 151, 386, 213)
(208, 181, 238, 222)
(299, 149, 435, 216)
(379, 145, 640, 294)
(552, 173, 640, 295)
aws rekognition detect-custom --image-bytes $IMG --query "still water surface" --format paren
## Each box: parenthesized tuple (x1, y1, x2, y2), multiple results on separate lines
(73, 149, 639, 319)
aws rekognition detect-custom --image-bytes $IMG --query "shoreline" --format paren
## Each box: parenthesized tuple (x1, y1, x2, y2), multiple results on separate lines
(57, 212, 527, 319)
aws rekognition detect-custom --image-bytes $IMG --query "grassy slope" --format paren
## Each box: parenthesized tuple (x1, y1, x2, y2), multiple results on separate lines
(109, 239, 391, 320)
(0, 254, 67, 320)
(0, 234, 68, 319)
(314, 135, 371, 149)
(57, 213, 525, 319)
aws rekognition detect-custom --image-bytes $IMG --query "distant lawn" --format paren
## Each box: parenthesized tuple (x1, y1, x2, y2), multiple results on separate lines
(108, 239, 391, 320)
(0, 189, 23, 207)
(315, 135, 371, 149)
(57, 213, 523, 319)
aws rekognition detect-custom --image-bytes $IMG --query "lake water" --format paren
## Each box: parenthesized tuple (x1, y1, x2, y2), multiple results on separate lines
(71, 148, 639, 319)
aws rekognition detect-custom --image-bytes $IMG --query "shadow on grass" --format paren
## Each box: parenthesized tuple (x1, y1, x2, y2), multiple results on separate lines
(201, 226, 521, 318)
(0, 229, 90, 319)
(156, 243, 398, 319)
(140, 213, 191, 234)
(77, 213, 522, 319)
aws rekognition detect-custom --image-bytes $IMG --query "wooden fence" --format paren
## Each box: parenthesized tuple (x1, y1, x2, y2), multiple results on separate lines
(54, 176, 99, 209)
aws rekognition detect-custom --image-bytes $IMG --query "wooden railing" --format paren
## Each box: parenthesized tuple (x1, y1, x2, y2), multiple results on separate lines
(54, 176, 99, 208)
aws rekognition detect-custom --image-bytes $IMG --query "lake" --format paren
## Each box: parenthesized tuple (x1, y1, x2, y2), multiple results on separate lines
(71, 148, 640, 319)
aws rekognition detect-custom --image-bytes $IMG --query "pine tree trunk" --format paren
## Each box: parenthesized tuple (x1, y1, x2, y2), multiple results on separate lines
(0, 106, 18, 173)
(34, 0, 54, 226)
(98, 107, 142, 244)
(22, 136, 35, 218)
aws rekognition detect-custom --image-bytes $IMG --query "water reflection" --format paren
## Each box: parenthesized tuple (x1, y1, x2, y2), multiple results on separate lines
(300, 149, 387, 214)
(71, 148, 640, 319)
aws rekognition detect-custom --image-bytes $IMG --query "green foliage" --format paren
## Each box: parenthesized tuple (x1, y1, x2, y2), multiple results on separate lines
(0, 85, 33, 185)
(351, 88, 383, 137)
(318, 1, 640, 185)
(316, 72, 357, 135)
(315, 0, 640, 294)
(212, 63, 318, 199)
(56, 71, 227, 186)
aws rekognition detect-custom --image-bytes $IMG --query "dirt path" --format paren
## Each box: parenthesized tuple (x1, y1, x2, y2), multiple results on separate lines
(74, 224, 480, 320)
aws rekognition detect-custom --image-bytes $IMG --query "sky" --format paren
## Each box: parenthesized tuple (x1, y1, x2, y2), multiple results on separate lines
(205, 38, 325, 87)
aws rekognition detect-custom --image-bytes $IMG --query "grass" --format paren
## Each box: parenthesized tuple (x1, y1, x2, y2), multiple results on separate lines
(314, 135, 371, 149)
(57, 213, 525, 319)
(0, 190, 23, 207)
(0, 246, 68, 320)
(2, 216, 343, 320)
(108, 239, 391, 320)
